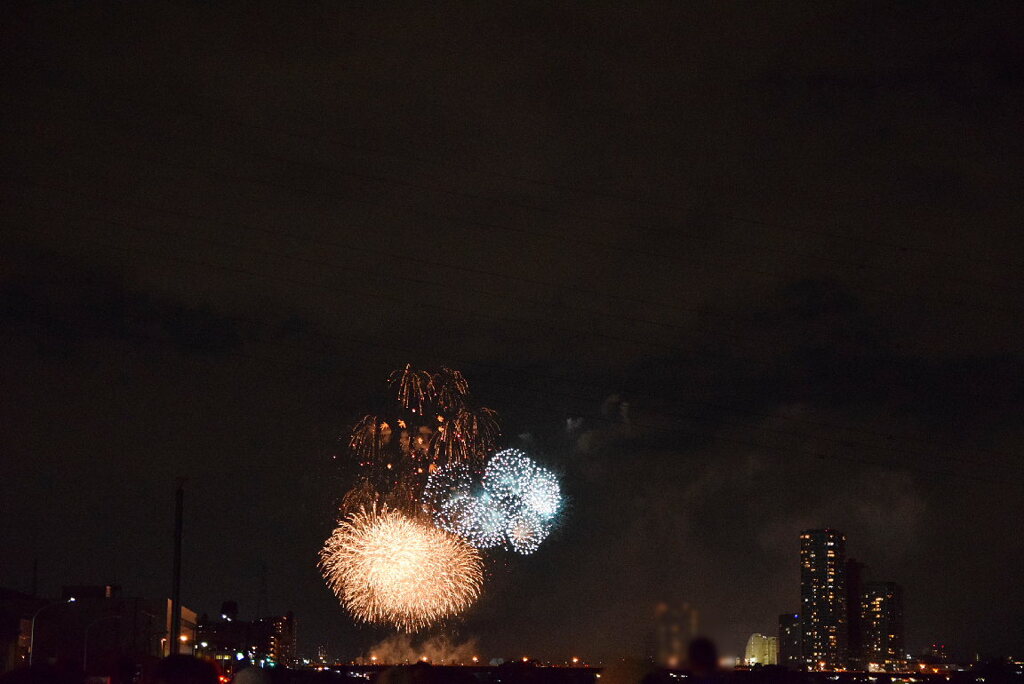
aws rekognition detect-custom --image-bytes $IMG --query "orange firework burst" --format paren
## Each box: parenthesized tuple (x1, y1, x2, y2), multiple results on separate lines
(345, 366, 499, 505)
(319, 506, 484, 631)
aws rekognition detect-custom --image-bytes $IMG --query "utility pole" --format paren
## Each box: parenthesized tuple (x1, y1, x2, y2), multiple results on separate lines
(169, 478, 185, 654)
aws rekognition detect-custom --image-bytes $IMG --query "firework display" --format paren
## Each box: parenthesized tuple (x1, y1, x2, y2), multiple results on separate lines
(324, 365, 564, 631)
(424, 448, 562, 554)
(346, 365, 499, 509)
(319, 506, 483, 632)
(484, 449, 562, 520)
(504, 510, 552, 555)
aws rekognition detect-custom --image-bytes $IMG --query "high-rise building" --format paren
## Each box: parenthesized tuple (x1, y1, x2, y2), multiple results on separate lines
(845, 559, 868, 669)
(861, 582, 904, 672)
(778, 613, 801, 668)
(800, 529, 847, 670)
(744, 634, 778, 666)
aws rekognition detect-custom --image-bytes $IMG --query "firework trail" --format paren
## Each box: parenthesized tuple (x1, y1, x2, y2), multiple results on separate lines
(319, 506, 483, 632)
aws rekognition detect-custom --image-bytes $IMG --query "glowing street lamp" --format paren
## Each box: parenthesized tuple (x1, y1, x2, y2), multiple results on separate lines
(30, 597, 76, 666)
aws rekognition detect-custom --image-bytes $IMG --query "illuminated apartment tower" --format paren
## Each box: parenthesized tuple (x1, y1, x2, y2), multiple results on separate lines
(860, 582, 904, 672)
(800, 529, 847, 670)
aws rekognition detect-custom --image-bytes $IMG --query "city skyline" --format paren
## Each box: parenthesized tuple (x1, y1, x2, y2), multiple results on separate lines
(0, 526, 946, 667)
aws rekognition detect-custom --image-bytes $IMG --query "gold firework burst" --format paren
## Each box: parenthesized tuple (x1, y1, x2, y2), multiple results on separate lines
(319, 506, 484, 631)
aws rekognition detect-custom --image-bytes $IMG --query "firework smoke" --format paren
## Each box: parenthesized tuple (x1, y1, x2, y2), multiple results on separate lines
(359, 634, 481, 665)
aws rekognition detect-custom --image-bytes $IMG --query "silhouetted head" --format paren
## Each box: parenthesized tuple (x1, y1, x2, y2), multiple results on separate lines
(687, 637, 718, 676)
(232, 664, 271, 684)
(149, 655, 218, 684)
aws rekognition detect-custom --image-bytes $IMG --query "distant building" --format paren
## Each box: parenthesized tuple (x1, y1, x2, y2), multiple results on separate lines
(744, 634, 778, 666)
(861, 582, 904, 672)
(196, 611, 250, 672)
(845, 559, 868, 669)
(254, 613, 296, 667)
(778, 613, 801, 669)
(651, 602, 698, 669)
(923, 643, 950, 664)
(800, 529, 847, 670)
(196, 602, 297, 671)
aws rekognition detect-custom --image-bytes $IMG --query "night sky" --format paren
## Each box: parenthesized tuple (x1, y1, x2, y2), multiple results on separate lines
(2, 1, 1023, 664)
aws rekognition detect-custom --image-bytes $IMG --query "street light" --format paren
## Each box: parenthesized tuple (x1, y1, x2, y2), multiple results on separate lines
(83, 615, 122, 671)
(29, 597, 76, 666)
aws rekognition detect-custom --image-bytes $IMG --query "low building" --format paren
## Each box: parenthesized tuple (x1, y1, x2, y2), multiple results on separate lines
(196, 603, 297, 671)
(164, 599, 197, 655)
(0, 584, 188, 678)
(744, 633, 778, 666)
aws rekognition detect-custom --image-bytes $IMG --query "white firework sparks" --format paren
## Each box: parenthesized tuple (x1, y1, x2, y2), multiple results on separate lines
(424, 448, 562, 555)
